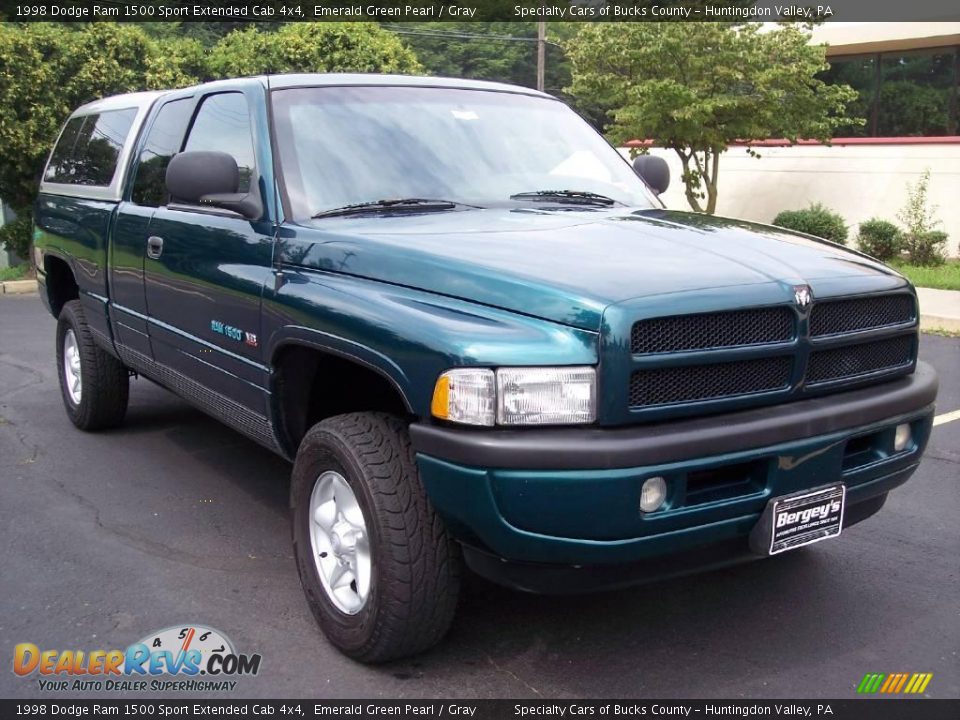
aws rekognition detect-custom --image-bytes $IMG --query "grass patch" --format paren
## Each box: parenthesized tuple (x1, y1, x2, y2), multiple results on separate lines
(0, 264, 30, 282)
(890, 260, 960, 291)
(922, 327, 960, 338)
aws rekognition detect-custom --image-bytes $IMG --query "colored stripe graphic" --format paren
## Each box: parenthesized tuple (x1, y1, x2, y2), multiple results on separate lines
(857, 673, 884, 693)
(856, 672, 932, 694)
(906, 673, 934, 694)
(893, 674, 909, 693)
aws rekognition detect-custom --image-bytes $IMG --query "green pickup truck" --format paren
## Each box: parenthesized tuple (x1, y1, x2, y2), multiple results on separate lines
(34, 74, 938, 662)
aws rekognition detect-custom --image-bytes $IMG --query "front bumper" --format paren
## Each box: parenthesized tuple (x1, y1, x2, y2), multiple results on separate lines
(410, 363, 938, 589)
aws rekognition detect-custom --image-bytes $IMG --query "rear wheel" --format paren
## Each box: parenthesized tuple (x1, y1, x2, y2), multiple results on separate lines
(291, 412, 461, 662)
(56, 300, 129, 430)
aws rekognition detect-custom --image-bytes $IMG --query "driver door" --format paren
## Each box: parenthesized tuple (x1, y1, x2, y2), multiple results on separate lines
(141, 88, 275, 415)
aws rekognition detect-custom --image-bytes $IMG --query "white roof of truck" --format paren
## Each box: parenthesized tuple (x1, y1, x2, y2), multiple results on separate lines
(70, 90, 166, 116)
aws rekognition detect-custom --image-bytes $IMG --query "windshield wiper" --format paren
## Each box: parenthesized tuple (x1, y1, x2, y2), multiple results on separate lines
(509, 190, 618, 206)
(312, 198, 475, 219)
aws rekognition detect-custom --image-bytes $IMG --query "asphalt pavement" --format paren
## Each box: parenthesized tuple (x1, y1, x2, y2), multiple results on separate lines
(1, 294, 957, 700)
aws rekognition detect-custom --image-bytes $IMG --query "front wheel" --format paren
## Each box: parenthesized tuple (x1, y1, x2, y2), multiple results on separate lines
(56, 300, 129, 431)
(291, 413, 461, 662)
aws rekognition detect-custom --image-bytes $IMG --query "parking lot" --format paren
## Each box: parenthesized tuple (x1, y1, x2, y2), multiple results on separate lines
(1, 294, 958, 699)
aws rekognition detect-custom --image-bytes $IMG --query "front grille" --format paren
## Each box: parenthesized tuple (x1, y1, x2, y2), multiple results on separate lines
(631, 307, 794, 354)
(621, 291, 918, 420)
(810, 294, 915, 337)
(629, 356, 792, 407)
(806, 335, 913, 385)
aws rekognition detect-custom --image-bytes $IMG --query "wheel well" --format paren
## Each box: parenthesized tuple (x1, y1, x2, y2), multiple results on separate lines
(274, 345, 411, 453)
(44, 256, 79, 317)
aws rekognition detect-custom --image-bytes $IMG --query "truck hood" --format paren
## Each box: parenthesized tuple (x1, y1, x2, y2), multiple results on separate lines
(285, 208, 906, 331)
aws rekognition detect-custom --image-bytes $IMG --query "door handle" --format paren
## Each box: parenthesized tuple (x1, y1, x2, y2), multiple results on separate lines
(146, 236, 164, 259)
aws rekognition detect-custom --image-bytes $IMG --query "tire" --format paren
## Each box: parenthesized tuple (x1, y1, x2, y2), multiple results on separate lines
(56, 299, 129, 431)
(291, 412, 461, 663)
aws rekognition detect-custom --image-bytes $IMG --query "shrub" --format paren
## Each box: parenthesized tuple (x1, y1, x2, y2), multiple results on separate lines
(856, 219, 903, 261)
(773, 203, 848, 245)
(897, 169, 948, 266)
(0, 213, 32, 261)
(908, 231, 948, 267)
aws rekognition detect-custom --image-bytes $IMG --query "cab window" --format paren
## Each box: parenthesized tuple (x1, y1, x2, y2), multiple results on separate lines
(183, 93, 256, 195)
(131, 98, 193, 207)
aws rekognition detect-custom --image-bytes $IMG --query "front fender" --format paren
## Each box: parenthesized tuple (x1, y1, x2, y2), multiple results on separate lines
(261, 268, 600, 418)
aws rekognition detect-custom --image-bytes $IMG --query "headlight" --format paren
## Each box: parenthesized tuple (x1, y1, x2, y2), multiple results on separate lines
(431, 367, 596, 426)
(497, 367, 596, 425)
(430, 368, 496, 426)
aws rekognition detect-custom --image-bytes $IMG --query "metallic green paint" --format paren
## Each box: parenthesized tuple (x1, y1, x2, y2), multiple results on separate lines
(417, 408, 934, 565)
(291, 208, 909, 333)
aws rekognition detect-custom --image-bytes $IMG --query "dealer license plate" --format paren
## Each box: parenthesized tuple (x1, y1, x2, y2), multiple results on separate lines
(751, 484, 846, 556)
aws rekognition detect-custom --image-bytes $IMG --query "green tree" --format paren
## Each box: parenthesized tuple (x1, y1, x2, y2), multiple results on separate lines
(393, 22, 570, 94)
(0, 23, 199, 257)
(566, 22, 860, 214)
(206, 23, 421, 79)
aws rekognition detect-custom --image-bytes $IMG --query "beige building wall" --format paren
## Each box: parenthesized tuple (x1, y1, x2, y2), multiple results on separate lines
(635, 143, 960, 258)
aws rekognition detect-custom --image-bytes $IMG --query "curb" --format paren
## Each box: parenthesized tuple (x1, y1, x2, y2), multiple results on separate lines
(916, 287, 960, 334)
(0, 279, 38, 295)
(920, 315, 960, 333)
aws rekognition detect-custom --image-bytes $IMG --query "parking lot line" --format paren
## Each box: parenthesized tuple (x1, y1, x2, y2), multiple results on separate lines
(933, 409, 960, 427)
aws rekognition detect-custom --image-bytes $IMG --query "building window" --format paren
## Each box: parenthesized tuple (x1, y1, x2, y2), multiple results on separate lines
(822, 46, 958, 137)
(821, 55, 876, 137)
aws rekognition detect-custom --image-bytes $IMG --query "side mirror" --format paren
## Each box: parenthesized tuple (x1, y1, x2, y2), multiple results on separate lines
(633, 155, 670, 196)
(165, 151, 262, 220)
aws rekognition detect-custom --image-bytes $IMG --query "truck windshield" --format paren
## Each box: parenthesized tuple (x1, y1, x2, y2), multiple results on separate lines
(271, 85, 660, 219)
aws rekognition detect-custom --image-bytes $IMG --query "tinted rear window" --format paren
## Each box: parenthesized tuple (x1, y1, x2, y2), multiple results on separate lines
(44, 108, 137, 186)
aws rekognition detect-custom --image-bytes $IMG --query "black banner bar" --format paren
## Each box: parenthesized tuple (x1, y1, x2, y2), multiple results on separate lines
(1, 700, 959, 720)
(1, 0, 958, 23)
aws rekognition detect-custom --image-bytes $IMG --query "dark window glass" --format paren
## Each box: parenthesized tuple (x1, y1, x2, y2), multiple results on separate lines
(821, 47, 959, 138)
(183, 93, 255, 194)
(44, 109, 137, 186)
(131, 99, 193, 207)
(877, 49, 956, 137)
(819, 55, 876, 137)
(45, 117, 85, 182)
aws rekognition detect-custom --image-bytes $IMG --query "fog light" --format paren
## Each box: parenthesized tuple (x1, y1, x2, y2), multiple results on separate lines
(640, 476, 668, 513)
(894, 423, 913, 452)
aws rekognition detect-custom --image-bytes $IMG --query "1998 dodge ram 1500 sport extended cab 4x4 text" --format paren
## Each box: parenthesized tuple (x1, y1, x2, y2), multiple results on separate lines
(34, 74, 938, 662)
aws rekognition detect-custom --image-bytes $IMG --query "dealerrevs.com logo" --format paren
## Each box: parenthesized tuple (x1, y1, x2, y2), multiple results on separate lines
(13, 625, 262, 693)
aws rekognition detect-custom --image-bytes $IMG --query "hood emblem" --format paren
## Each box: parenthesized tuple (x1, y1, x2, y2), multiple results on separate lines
(793, 284, 812, 310)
